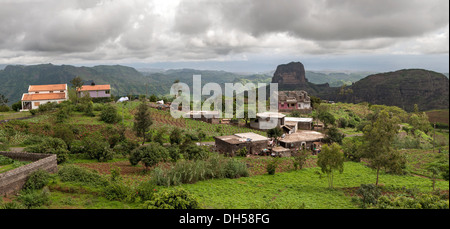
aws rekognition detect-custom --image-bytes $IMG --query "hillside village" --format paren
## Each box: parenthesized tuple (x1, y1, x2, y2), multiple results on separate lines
(0, 63, 448, 210)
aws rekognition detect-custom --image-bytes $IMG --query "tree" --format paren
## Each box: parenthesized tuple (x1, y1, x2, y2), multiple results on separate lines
(100, 104, 120, 124)
(70, 76, 84, 102)
(318, 111, 335, 128)
(70, 76, 84, 89)
(170, 127, 183, 145)
(293, 149, 309, 170)
(133, 101, 153, 145)
(129, 143, 169, 170)
(324, 127, 345, 145)
(410, 112, 432, 134)
(267, 126, 283, 145)
(0, 94, 8, 106)
(317, 143, 344, 189)
(361, 110, 401, 185)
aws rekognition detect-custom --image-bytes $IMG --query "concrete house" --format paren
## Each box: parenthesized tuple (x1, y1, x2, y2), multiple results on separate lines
(77, 84, 111, 98)
(214, 132, 270, 156)
(277, 91, 311, 111)
(183, 110, 221, 124)
(278, 130, 325, 152)
(21, 84, 68, 111)
(250, 112, 286, 130)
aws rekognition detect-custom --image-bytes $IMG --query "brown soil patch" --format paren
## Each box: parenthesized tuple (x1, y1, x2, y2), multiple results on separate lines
(75, 161, 144, 176)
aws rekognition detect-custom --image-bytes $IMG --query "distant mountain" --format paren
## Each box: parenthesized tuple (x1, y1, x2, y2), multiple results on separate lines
(0, 64, 148, 104)
(334, 69, 449, 111)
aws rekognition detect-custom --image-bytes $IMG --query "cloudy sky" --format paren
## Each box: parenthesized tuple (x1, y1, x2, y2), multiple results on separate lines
(0, 0, 448, 73)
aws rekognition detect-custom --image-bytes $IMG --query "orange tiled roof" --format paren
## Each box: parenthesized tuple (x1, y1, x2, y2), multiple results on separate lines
(29, 84, 67, 92)
(22, 93, 66, 101)
(77, 85, 111, 91)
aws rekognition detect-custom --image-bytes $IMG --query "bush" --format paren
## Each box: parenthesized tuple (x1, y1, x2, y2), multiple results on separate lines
(223, 159, 249, 178)
(25, 137, 69, 164)
(129, 143, 169, 169)
(82, 132, 114, 162)
(152, 154, 249, 186)
(293, 149, 309, 170)
(135, 180, 158, 201)
(0, 155, 14, 166)
(23, 169, 51, 190)
(377, 194, 449, 209)
(17, 187, 51, 209)
(144, 188, 199, 209)
(0, 105, 10, 112)
(338, 117, 348, 128)
(102, 182, 131, 201)
(100, 104, 120, 124)
(183, 144, 210, 161)
(57, 164, 109, 187)
(356, 184, 381, 208)
(266, 157, 279, 175)
(236, 147, 248, 157)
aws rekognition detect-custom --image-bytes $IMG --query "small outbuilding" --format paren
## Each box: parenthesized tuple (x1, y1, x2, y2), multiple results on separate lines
(214, 132, 270, 156)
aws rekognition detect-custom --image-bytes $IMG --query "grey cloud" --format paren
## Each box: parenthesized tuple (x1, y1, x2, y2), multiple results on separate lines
(174, 0, 449, 41)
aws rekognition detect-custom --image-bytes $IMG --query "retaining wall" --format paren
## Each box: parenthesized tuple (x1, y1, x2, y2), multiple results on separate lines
(0, 152, 58, 196)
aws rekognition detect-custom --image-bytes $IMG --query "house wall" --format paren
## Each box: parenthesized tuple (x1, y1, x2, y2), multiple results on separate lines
(28, 99, 66, 110)
(85, 90, 111, 98)
(214, 139, 268, 156)
(279, 140, 316, 151)
(298, 122, 312, 130)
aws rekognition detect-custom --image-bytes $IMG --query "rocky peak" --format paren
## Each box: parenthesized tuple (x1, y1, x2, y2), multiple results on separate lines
(271, 62, 308, 87)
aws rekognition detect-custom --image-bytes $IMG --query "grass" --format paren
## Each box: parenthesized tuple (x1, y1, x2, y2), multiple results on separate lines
(0, 111, 31, 121)
(165, 161, 448, 209)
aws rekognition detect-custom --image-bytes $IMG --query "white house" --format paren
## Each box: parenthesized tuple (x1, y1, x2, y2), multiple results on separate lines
(21, 84, 68, 111)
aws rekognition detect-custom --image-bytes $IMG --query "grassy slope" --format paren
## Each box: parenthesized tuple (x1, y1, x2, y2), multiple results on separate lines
(167, 161, 448, 209)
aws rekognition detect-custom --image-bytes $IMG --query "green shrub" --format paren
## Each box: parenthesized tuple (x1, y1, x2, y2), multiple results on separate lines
(82, 132, 114, 162)
(100, 104, 120, 124)
(102, 182, 131, 201)
(0, 105, 10, 112)
(23, 169, 51, 190)
(135, 180, 158, 201)
(377, 194, 449, 209)
(24, 137, 69, 164)
(266, 157, 279, 175)
(293, 149, 309, 170)
(356, 184, 381, 208)
(57, 164, 109, 187)
(144, 188, 199, 209)
(236, 147, 248, 157)
(223, 159, 249, 178)
(17, 187, 51, 209)
(183, 144, 210, 161)
(129, 143, 169, 169)
(152, 154, 249, 186)
(0, 155, 14, 166)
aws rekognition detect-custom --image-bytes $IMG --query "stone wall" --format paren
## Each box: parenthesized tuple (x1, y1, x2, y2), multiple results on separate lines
(0, 152, 58, 196)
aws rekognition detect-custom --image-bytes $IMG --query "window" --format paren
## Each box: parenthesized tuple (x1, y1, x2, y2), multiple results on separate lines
(105, 90, 110, 94)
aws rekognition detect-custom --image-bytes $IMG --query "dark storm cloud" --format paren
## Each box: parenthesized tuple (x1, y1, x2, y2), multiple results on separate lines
(0, 0, 448, 65)
(173, 0, 449, 41)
